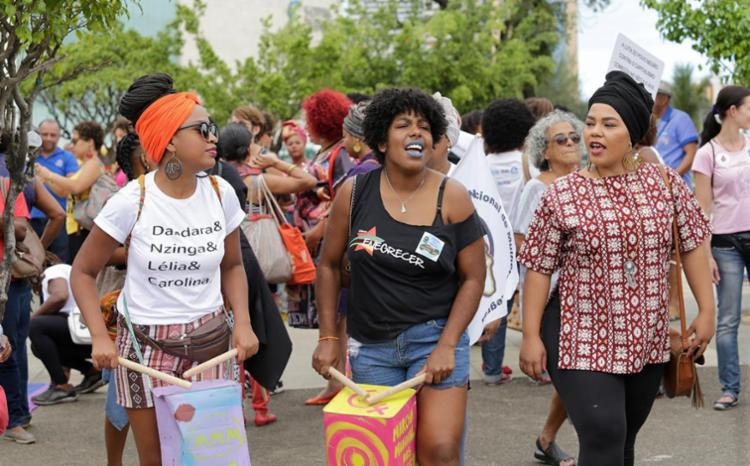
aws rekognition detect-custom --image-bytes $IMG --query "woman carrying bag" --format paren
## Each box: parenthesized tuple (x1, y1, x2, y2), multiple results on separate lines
(71, 73, 259, 466)
(519, 71, 715, 466)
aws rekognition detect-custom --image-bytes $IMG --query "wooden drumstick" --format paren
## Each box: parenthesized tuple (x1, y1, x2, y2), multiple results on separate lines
(182, 349, 238, 379)
(366, 373, 426, 406)
(328, 367, 368, 399)
(117, 357, 192, 389)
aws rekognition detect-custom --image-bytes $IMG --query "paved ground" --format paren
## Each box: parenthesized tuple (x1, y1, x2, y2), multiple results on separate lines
(3, 282, 749, 465)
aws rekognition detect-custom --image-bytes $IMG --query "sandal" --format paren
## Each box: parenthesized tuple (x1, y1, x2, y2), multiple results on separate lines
(713, 393, 739, 411)
(534, 437, 576, 466)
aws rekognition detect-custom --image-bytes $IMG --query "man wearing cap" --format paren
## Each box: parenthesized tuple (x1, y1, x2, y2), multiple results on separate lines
(653, 81, 699, 187)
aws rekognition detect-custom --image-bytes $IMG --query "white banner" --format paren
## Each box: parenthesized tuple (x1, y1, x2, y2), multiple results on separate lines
(452, 136, 518, 345)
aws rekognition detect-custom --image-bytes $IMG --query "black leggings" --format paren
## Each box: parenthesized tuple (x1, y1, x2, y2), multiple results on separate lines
(542, 295, 665, 466)
(29, 313, 93, 385)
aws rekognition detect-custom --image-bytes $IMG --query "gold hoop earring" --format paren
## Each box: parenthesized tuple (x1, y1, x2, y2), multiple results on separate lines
(352, 142, 362, 155)
(623, 149, 641, 171)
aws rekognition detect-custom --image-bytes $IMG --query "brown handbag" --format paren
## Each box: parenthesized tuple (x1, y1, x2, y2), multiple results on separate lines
(0, 178, 45, 279)
(660, 167, 704, 408)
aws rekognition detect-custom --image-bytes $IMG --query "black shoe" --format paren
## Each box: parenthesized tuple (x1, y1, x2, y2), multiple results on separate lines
(32, 386, 78, 406)
(74, 372, 105, 394)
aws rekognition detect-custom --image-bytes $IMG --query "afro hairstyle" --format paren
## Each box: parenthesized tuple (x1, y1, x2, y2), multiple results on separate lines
(302, 89, 351, 143)
(362, 87, 447, 164)
(482, 98, 535, 154)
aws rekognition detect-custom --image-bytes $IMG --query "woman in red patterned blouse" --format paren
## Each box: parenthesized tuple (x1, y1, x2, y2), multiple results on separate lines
(518, 71, 716, 466)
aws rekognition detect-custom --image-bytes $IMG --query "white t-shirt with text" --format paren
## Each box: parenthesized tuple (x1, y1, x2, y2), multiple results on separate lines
(95, 173, 244, 325)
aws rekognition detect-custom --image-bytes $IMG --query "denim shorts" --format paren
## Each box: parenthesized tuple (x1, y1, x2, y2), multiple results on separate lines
(349, 319, 470, 389)
(102, 368, 129, 431)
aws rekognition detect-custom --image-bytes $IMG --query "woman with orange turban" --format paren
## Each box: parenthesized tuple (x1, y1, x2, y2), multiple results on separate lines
(70, 73, 259, 465)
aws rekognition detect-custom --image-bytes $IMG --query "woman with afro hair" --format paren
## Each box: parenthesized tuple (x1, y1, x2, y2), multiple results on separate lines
(313, 87, 486, 464)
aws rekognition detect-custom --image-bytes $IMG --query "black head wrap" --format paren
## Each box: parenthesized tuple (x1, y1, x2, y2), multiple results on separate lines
(588, 71, 654, 145)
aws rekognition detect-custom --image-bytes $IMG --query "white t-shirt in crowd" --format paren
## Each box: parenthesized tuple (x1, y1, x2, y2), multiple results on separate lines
(486, 150, 526, 221)
(95, 172, 245, 325)
(513, 177, 560, 305)
(42, 264, 77, 315)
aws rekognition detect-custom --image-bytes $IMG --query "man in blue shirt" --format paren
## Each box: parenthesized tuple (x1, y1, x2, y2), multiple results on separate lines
(653, 81, 699, 188)
(33, 119, 78, 262)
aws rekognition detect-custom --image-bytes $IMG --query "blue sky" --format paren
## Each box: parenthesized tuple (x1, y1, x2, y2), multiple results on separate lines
(578, 0, 707, 99)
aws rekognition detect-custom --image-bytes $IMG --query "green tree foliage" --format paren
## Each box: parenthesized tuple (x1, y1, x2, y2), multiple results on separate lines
(179, 0, 562, 120)
(37, 22, 183, 133)
(669, 63, 711, 127)
(36, 0, 567, 127)
(536, 56, 587, 118)
(0, 1, 130, 319)
(642, 0, 750, 84)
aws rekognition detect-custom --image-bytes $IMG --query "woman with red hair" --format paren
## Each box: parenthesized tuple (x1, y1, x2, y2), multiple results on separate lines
(289, 89, 354, 405)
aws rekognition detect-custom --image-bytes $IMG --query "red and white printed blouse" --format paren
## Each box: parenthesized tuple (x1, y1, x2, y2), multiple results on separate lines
(518, 163, 710, 374)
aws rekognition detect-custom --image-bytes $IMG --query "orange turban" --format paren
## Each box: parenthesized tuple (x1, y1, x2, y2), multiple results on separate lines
(134, 92, 201, 164)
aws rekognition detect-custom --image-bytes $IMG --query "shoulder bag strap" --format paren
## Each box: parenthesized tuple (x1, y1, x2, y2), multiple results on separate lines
(709, 140, 717, 189)
(259, 175, 290, 227)
(349, 175, 358, 242)
(123, 175, 146, 253)
(208, 175, 222, 204)
(660, 166, 689, 348)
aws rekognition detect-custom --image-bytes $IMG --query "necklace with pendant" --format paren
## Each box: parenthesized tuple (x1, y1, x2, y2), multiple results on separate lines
(592, 164, 640, 289)
(384, 169, 426, 213)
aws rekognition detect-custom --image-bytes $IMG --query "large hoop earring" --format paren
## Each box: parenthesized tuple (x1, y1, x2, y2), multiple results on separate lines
(623, 149, 641, 171)
(352, 142, 362, 155)
(164, 152, 183, 180)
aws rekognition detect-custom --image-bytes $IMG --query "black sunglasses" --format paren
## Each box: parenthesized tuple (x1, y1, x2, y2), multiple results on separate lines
(178, 121, 218, 141)
(551, 132, 581, 146)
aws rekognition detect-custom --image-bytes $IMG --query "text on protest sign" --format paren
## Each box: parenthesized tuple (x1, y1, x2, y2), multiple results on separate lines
(607, 33, 664, 99)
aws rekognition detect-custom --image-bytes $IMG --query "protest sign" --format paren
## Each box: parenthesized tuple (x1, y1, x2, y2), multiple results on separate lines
(607, 33, 665, 98)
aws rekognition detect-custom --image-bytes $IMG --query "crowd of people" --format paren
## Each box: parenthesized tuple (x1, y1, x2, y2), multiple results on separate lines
(0, 66, 747, 466)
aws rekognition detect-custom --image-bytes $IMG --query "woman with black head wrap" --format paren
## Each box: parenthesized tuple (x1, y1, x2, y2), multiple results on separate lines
(517, 71, 716, 465)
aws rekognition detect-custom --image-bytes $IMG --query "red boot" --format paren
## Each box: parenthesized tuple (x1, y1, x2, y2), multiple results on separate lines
(251, 377, 278, 426)
(253, 410, 278, 427)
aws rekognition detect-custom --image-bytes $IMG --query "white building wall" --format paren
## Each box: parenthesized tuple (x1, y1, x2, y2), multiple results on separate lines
(178, 0, 337, 68)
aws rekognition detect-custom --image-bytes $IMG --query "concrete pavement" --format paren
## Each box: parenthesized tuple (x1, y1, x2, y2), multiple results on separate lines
(3, 282, 749, 465)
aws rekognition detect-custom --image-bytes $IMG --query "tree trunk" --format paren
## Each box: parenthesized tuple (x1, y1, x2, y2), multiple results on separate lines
(0, 92, 33, 323)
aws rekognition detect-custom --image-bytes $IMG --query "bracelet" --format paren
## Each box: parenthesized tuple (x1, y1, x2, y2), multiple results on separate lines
(285, 164, 296, 175)
(318, 336, 339, 342)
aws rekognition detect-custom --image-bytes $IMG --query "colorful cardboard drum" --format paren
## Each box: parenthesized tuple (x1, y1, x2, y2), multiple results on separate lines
(153, 379, 251, 466)
(323, 384, 417, 466)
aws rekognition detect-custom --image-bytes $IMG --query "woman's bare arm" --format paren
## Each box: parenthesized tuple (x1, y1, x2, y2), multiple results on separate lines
(33, 179, 65, 248)
(39, 159, 102, 197)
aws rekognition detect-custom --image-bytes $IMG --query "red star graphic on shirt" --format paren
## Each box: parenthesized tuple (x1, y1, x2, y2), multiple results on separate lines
(351, 227, 381, 256)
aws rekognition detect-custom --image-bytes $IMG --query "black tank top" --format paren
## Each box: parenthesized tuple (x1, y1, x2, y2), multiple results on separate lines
(346, 168, 484, 343)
